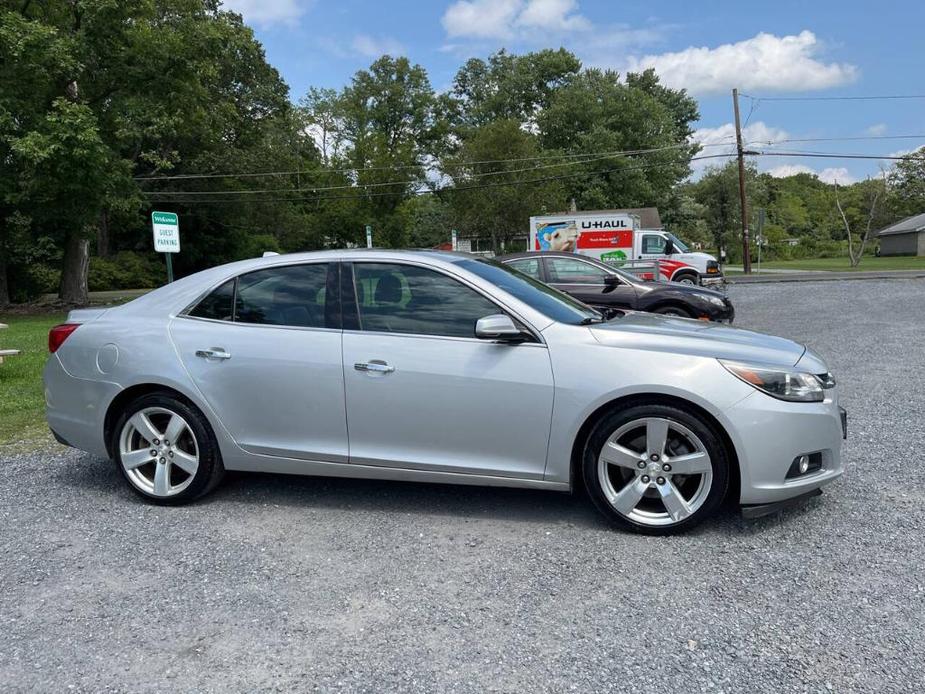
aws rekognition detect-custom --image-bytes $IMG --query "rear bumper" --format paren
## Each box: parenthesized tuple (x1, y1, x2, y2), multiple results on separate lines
(43, 354, 119, 458)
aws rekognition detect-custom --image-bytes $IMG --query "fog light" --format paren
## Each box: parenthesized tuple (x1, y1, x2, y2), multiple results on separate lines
(786, 452, 823, 479)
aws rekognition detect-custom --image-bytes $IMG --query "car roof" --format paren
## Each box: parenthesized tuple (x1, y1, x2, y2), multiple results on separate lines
(114, 249, 500, 317)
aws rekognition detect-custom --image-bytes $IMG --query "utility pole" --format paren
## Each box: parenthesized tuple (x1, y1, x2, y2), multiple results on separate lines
(732, 88, 751, 273)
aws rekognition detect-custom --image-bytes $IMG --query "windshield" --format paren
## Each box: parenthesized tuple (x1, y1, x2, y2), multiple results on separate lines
(665, 232, 690, 253)
(458, 258, 603, 325)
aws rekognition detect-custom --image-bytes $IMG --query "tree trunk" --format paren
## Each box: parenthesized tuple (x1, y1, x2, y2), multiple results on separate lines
(97, 209, 110, 258)
(0, 257, 9, 307)
(59, 234, 90, 304)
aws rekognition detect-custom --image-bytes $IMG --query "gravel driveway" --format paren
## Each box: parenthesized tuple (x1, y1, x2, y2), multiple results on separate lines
(2, 279, 923, 693)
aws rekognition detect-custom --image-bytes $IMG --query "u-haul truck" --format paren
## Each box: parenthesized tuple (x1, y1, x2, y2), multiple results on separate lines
(529, 212, 723, 286)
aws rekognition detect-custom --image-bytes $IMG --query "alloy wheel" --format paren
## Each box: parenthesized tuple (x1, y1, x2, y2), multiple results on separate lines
(119, 406, 200, 497)
(597, 417, 713, 527)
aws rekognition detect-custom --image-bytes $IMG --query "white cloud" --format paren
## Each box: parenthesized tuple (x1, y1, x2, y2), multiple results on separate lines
(515, 0, 590, 31)
(351, 34, 405, 58)
(442, 0, 522, 39)
(693, 121, 790, 151)
(222, 0, 307, 27)
(626, 31, 858, 95)
(442, 0, 590, 39)
(866, 123, 888, 136)
(768, 164, 856, 184)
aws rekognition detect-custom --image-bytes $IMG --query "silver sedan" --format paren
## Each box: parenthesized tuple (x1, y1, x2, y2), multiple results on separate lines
(43, 250, 845, 534)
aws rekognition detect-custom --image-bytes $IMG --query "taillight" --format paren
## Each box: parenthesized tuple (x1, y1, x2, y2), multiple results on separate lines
(48, 323, 79, 353)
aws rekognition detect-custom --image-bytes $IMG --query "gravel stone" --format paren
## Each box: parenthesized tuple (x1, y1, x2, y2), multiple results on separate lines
(1, 278, 923, 692)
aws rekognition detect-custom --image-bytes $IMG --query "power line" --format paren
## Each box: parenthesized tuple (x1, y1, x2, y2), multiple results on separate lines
(134, 141, 713, 183)
(141, 145, 710, 197)
(740, 93, 925, 102)
(755, 134, 925, 146)
(751, 150, 917, 161)
(146, 153, 736, 205)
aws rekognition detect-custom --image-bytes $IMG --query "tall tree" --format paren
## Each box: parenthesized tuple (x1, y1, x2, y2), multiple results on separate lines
(445, 119, 566, 253)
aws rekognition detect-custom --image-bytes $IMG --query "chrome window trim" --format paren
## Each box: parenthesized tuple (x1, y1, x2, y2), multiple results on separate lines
(176, 314, 343, 335)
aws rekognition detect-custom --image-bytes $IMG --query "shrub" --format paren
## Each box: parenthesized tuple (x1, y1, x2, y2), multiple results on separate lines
(89, 251, 164, 291)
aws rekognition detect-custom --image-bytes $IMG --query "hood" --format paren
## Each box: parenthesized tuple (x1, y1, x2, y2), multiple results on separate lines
(589, 311, 806, 367)
(636, 280, 725, 300)
(677, 251, 717, 262)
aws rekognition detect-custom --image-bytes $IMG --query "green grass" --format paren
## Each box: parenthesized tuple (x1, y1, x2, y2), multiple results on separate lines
(739, 256, 925, 272)
(0, 313, 64, 448)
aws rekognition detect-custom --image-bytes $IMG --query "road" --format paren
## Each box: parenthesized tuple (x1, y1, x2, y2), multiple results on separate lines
(2, 279, 924, 692)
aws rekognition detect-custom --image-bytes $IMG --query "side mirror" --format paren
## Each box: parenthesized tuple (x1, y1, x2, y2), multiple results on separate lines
(604, 275, 621, 288)
(664, 238, 675, 255)
(475, 314, 525, 342)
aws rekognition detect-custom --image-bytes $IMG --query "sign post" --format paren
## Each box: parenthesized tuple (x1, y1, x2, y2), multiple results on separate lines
(365, 225, 373, 249)
(151, 211, 180, 283)
(451, 229, 458, 251)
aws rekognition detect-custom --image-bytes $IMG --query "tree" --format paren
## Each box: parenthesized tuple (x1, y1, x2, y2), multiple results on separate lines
(888, 146, 925, 218)
(834, 176, 887, 267)
(1, 1, 295, 303)
(445, 119, 566, 253)
(449, 49, 581, 131)
(537, 68, 699, 215)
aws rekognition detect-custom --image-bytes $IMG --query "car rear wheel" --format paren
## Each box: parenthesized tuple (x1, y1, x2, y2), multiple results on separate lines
(112, 393, 224, 504)
(582, 404, 729, 534)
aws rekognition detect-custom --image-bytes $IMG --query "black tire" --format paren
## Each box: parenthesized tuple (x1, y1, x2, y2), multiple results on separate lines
(582, 403, 729, 535)
(673, 273, 699, 286)
(111, 392, 225, 505)
(653, 305, 693, 318)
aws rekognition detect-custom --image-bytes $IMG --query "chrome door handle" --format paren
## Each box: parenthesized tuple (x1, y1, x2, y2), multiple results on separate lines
(354, 360, 394, 374)
(196, 348, 231, 360)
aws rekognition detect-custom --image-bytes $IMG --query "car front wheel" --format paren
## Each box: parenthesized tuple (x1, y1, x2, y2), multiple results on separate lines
(582, 404, 729, 534)
(112, 392, 224, 504)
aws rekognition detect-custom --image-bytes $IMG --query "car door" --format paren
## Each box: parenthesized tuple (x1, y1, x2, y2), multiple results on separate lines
(542, 256, 637, 309)
(341, 260, 554, 480)
(169, 262, 349, 463)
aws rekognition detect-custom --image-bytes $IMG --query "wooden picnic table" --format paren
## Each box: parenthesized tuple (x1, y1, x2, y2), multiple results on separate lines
(0, 323, 21, 364)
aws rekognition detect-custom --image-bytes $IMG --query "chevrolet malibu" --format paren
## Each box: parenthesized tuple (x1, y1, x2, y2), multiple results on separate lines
(44, 250, 845, 534)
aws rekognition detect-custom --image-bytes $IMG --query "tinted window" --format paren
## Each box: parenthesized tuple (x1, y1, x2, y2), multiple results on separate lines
(458, 259, 602, 325)
(189, 279, 235, 321)
(643, 235, 667, 254)
(235, 264, 329, 328)
(546, 257, 610, 284)
(353, 263, 499, 338)
(506, 258, 542, 280)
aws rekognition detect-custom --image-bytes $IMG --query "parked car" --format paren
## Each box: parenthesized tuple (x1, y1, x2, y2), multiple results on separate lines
(497, 251, 734, 322)
(44, 250, 845, 534)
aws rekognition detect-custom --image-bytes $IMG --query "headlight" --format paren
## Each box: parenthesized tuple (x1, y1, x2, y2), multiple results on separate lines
(720, 360, 825, 402)
(705, 295, 726, 307)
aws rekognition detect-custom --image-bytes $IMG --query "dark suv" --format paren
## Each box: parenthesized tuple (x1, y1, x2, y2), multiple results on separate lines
(497, 252, 734, 322)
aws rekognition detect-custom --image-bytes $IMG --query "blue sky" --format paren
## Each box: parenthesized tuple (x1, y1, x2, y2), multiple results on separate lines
(225, 0, 925, 182)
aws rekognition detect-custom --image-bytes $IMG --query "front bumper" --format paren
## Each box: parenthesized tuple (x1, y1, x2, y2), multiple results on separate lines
(724, 389, 845, 505)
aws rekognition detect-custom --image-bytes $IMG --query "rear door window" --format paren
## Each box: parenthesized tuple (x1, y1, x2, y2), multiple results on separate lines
(506, 258, 542, 280)
(188, 264, 333, 328)
(235, 264, 330, 328)
(189, 279, 235, 321)
(545, 257, 610, 284)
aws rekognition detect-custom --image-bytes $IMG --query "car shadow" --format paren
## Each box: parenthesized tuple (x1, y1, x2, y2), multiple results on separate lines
(60, 453, 748, 534)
